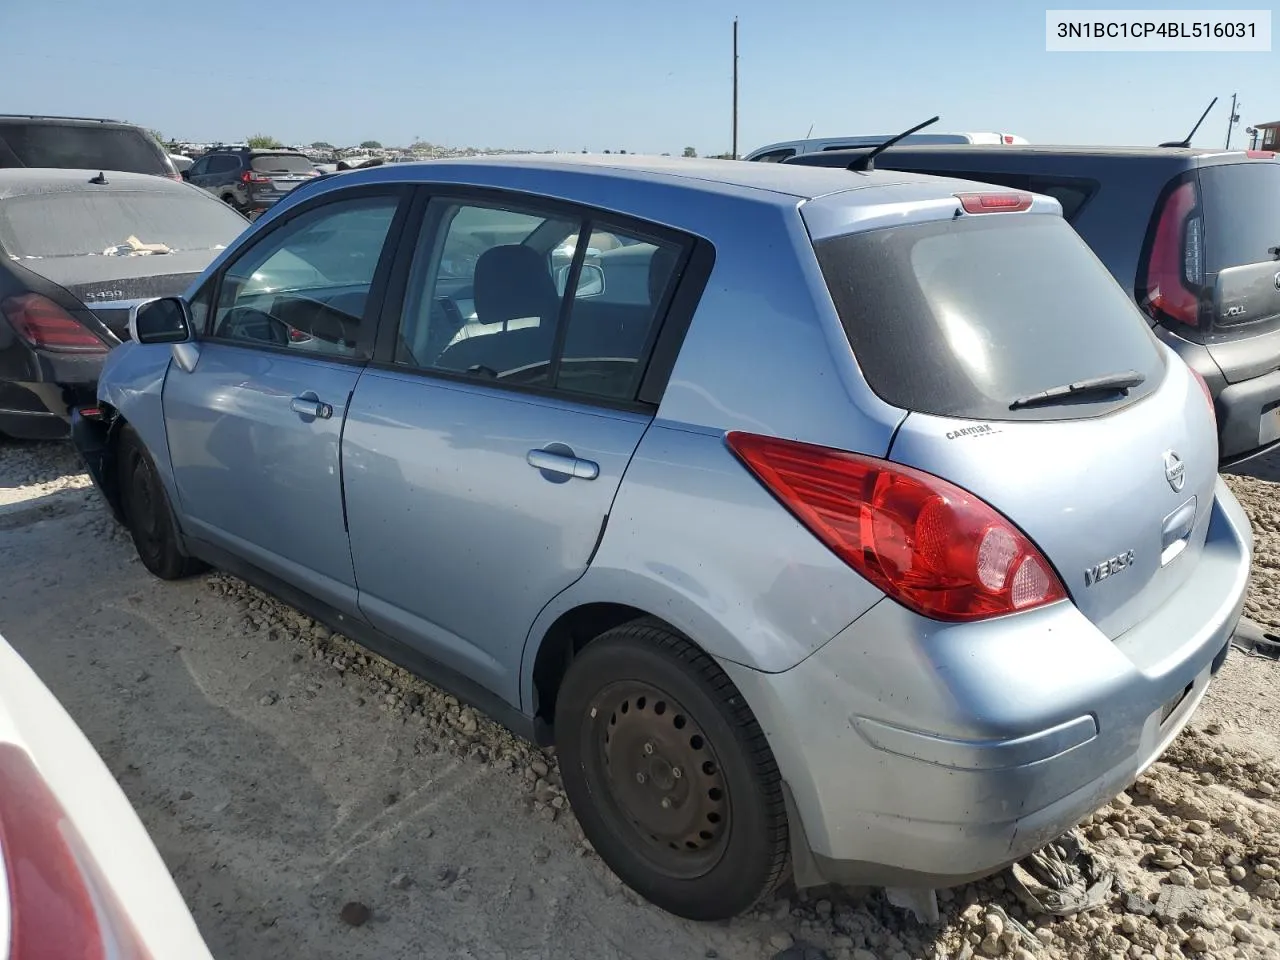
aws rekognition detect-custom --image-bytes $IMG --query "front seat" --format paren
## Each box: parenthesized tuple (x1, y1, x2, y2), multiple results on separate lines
(437, 245, 563, 376)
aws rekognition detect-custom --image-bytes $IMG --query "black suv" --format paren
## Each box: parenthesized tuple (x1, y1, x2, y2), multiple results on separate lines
(787, 144, 1280, 466)
(0, 115, 179, 179)
(184, 147, 318, 217)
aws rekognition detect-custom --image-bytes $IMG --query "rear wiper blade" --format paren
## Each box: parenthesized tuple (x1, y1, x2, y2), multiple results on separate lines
(1009, 370, 1145, 410)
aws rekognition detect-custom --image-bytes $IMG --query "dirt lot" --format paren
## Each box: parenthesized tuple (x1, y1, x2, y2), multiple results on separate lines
(3, 439, 1280, 960)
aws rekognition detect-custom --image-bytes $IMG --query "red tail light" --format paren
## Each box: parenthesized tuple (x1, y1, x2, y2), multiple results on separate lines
(0, 744, 154, 960)
(240, 170, 271, 184)
(1140, 180, 1202, 328)
(165, 173, 182, 181)
(1, 294, 107, 353)
(955, 192, 1034, 214)
(1246, 150, 1275, 159)
(1002, 135, 1015, 144)
(726, 432, 1068, 622)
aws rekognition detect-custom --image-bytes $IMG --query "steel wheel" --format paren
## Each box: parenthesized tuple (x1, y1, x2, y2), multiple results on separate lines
(594, 681, 731, 878)
(555, 619, 789, 921)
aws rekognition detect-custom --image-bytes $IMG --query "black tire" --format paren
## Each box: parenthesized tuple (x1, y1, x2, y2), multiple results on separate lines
(555, 618, 789, 921)
(116, 424, 204, 580)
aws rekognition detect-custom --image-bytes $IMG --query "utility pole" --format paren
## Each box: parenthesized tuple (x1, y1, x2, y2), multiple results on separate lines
(1225, 92, 1239, 149)
(732, 17, 739, 160)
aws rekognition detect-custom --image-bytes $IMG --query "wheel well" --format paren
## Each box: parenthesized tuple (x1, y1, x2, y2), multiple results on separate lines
(532, 603, 663, 726)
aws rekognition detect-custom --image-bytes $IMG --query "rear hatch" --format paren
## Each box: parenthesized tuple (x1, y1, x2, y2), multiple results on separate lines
(249, 153, 318, 194)
(811, 205, 1218, 640)
(1137, 156, 1280, 382)
(0, 184, 246, 338)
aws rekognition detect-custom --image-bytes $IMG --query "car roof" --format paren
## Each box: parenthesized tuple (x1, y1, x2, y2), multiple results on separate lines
(324, 152, 940, 204)
(0, 168, 191, 200)
(799, 143, 1257, 163)
(0, 114, 135, 127)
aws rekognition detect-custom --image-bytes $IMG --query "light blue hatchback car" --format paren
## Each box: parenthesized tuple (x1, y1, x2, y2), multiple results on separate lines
(72, 155, 1252, 922)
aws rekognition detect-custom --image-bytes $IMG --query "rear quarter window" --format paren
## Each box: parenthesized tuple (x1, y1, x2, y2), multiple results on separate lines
(814, 213, 1165, 421)
(1199, 161, 1280, 271)
(0, 123, 169, 176)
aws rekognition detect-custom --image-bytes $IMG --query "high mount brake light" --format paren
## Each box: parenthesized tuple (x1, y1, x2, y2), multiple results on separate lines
(725, 432, 1068, 622)
(1, 294, 107, 353)
(1141, 180, 1202, 328)
(955, 192, 1034, 214)
(0, 744, 154, 960)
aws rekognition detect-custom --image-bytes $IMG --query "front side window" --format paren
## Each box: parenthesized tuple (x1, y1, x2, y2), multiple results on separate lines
(210, 195, 399, 359)
(395, 198, 682, 401)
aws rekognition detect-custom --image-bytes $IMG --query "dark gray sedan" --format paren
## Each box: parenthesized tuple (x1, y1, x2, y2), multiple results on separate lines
(0, 168, 248, 438)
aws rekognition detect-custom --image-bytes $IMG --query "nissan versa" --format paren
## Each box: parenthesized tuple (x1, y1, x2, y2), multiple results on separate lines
(71, 156, 1251, 921)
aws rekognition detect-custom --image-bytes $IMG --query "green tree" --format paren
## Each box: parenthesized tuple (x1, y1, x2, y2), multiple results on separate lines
(682, 146, 697, 158)
(310, 140, 334, 149)
(247, 134, 283, 149)
(360, 140, 383, 149)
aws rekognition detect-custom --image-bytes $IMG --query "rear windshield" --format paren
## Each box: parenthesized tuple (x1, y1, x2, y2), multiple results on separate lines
(0, 190, 246, 258)
(814, 214, 1165, 421)
(1199, 161, 1280, 272)
(250, 154, 316, 174)
(0, 123, 169, 176)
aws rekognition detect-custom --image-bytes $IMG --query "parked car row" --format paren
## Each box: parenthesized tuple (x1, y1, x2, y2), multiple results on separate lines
(71, 154, 1251, 923)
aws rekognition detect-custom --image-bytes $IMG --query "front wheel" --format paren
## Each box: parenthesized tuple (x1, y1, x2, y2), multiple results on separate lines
(555, 619, 789, 921)
(115, 424, 204, 580)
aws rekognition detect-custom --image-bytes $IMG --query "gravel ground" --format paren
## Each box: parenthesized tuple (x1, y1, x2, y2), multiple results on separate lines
(3, 437, 1280, 960)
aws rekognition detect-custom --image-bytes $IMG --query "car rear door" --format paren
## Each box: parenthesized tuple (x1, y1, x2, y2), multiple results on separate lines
(342, 191, 696, 703)
(162, 185, 410, 617)
(807, 203, 1218, 641)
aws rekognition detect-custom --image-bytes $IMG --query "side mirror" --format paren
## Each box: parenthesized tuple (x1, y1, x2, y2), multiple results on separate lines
(555, 263, 607, 298)
(575, 263, 606, 298)
(129, 297, 193, 345)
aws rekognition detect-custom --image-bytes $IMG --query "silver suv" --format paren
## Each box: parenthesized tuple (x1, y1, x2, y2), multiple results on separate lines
(74, 156, 1251, 922)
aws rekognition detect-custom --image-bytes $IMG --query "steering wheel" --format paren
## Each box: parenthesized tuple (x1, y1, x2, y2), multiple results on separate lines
(219, 306, 291, 346)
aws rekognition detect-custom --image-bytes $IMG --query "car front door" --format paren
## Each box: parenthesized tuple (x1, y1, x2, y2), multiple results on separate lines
(163, 186, 409, 616)
(341, 193, 693, 703)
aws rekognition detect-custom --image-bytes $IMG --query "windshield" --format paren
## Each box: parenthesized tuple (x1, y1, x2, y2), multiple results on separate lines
(0, 190, 246, 258)
(814, 213, 1165, 421)
(250, 154, 317, 175)
(0, 123, 170, 175)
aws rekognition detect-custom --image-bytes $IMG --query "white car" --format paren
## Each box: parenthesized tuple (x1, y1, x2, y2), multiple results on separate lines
(744, 131, 1030, 162)
(0, 633, 213, 959)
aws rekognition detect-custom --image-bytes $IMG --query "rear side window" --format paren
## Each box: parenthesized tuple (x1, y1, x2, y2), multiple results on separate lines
(250, 153, 316, 174)
(814, 214, 1164, 421)
(0, 123, 169, 176)
(751, 148, 796, 163)
(1199, 161, 1280, 271)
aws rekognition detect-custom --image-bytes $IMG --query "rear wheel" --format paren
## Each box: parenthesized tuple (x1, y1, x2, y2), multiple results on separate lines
(116, 424, 203, 580)
(555, 619, 789, 921)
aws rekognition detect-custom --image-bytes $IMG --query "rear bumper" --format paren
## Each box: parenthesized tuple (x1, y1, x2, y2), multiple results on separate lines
(723, 478, 1252, 889)
(1215, 366, 1280, 466)
(0, 380, 97, 440)
(70, 407, 125, 524)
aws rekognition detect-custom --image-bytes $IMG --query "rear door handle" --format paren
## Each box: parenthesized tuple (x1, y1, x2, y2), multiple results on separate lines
(290, 395, 333, 420)
(527, 448, 599, 480)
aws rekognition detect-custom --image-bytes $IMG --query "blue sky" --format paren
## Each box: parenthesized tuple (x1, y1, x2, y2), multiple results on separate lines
(6, 1, 1277, 153)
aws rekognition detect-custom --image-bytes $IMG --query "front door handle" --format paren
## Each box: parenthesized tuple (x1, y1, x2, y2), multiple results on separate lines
(290, 395, 333, 420)
(527, 448, 599, 480)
